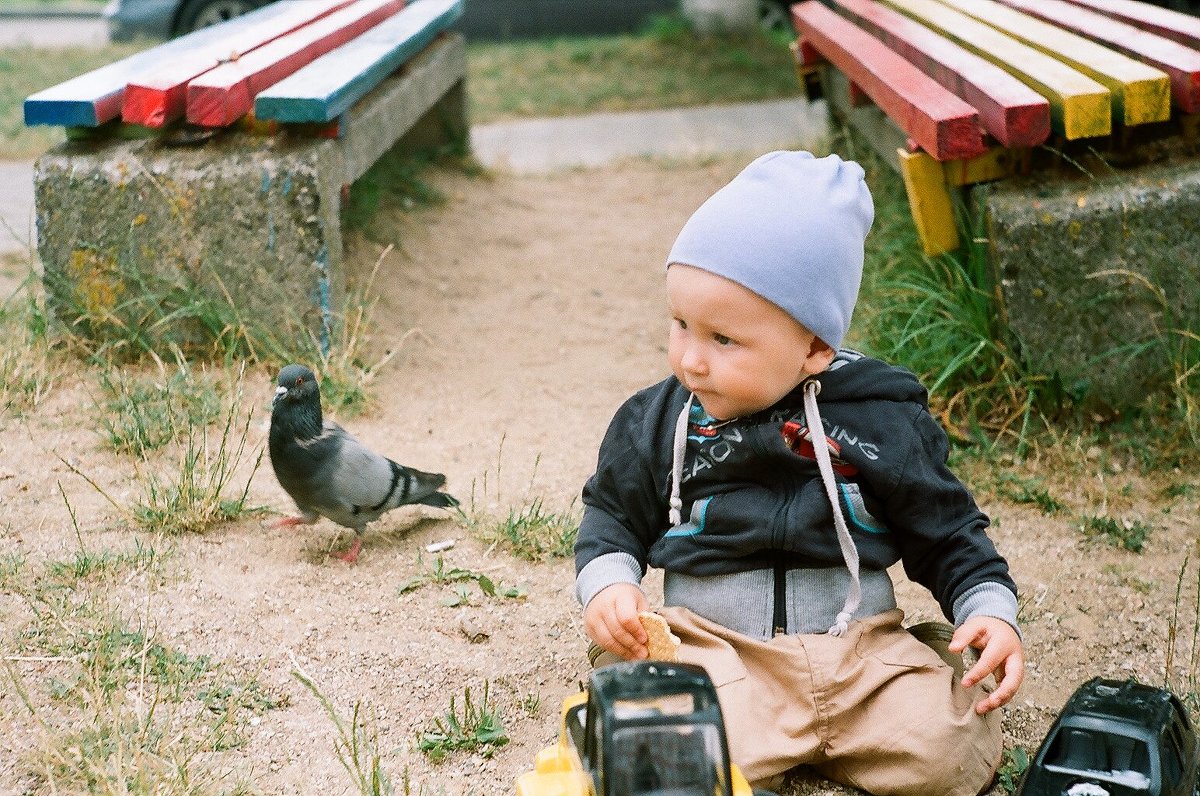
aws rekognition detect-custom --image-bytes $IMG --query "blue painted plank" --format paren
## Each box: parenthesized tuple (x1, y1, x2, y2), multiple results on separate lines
(254, 0, 463, 123)
(24, 0, 314, 127)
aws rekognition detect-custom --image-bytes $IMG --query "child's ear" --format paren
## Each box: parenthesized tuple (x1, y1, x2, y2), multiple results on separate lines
(802, 336, 836, 376)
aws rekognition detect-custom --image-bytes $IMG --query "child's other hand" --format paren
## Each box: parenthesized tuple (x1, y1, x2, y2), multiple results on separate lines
(584, 583, 649, 660)
(949, 616, 1025, 715)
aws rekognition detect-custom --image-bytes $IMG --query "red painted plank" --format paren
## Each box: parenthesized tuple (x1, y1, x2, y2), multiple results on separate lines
(1000, 0, 1200, 113)
(123, 0, 355, 127)
(186, 0, 405, 127)
(1061, 0, 1200, 50)
(831, 0, 1049, 147)
(791, 1, 985, 160)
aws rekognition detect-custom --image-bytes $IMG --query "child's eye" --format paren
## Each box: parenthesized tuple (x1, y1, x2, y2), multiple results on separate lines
(714, 333, 732, 345)
(675, 318, 688, 330)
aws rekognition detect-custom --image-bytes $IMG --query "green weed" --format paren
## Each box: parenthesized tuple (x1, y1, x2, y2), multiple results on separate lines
(397, 555, 527, 604)
(520, 692, 542, 718)
(417, 682, 508, 763)
(1167, 553, 1200, 716)
(292, 659, 401, 796)
(994, 746, 1030, 794)
(1079, 515, 1150, 553)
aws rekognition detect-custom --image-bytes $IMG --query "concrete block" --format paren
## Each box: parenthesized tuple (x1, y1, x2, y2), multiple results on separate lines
(985, 158, 1200, 410)
(34, 32, 465, 352)
(821, 64, 1200, 411)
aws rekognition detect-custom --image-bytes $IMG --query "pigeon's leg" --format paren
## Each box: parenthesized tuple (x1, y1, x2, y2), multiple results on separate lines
(270, 510, 319, 529)
(335, 535, 363, 564)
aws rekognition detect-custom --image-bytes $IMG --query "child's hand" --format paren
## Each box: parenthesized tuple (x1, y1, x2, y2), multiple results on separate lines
(584, 583, 650, 660)
(949, 616, 1025, 715)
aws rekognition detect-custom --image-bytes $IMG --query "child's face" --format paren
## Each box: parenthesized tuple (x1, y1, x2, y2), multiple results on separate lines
(667, 264, 833, 421)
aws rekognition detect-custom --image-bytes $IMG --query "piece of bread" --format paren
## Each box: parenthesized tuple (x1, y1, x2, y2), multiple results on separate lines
(639, 611, 680, 662)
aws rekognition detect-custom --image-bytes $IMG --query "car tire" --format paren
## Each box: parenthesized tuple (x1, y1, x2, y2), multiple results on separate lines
(174, 0, 267, 35)
(758, 0, 792, 32)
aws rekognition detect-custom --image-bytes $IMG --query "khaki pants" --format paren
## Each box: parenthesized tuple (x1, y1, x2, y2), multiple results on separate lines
(658, 606, 1002, 796)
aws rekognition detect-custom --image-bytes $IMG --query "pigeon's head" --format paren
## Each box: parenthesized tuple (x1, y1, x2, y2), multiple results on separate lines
(274, 364, 320, 408)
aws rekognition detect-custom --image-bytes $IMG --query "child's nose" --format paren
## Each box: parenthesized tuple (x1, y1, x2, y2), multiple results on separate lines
(679, 342, 707, 375)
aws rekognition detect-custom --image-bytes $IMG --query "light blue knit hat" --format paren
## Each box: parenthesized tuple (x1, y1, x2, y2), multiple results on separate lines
(666, 151, 874, 350)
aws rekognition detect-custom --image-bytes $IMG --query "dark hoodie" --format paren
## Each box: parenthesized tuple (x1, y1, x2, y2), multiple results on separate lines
(575, 350, 1017, 624)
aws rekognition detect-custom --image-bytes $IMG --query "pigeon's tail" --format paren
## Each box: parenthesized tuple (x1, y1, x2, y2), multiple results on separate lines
(394, 463, 456, 510)
(418, 491, 460, 509)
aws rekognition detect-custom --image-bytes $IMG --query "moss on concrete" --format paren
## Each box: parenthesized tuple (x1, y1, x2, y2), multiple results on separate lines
(986, 156, 1200, 411)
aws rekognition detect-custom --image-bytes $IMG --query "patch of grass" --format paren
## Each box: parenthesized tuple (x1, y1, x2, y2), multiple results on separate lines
(4, 533, 281, 792)
(64, 367, 264, 535)
(199, 679, 290, 717)
(0, 552, 26, 589)
(1103, 564, 1156, 596)
(129, 385, 263, 536)
(1162, 482, 1197, 500)
(0, 273, 59, 416)
(466, 14, 799, 125)
(468, 496, 581, 562)
(988, 472, 1065, 516)
(1079, 515, 1150, 553)
(95, 363, 223, 454)
(0, 40, 154, 159)
(45, 539, 164, 586)
(857, 174, 1034, 440)
(417, 682, 508, 763)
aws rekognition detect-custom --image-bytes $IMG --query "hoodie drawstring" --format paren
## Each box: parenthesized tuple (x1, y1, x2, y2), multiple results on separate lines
(668, 382, 862, 637)
(803, 379, 861, 636)
(668, 393, 694, 527)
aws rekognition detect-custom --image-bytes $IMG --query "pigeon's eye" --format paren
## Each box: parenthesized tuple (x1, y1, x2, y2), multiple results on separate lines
(295, 377, 303, 386)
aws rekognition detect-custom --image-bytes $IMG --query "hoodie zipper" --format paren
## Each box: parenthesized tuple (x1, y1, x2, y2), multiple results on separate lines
(773, 561, 787, 635)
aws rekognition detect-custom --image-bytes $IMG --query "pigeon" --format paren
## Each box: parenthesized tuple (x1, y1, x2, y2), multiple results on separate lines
(268, 363, 458, 563)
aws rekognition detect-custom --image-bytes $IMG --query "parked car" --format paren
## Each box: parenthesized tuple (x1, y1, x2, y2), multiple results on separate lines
(104, 0, 266, 41)
(1016, 678, 1200, 796)
(103, 0, 1200, 42)
(104, 0, 677, 41)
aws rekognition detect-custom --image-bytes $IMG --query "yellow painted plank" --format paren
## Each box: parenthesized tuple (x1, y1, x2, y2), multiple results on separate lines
(898, 148, 959, 256)
(880, 0, 1111, 139)
(937, 0, 1170, 126)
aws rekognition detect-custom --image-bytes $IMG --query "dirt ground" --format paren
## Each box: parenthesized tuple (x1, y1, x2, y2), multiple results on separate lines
(1, 152, 1199, 795)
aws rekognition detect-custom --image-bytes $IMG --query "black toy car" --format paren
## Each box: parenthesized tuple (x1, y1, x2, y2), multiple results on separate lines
(1017, 678, 1200, 796)
(516, 660, 753, 796)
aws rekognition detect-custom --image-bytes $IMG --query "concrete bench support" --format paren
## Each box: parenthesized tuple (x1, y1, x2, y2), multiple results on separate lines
(34, 31, 466, 351)
(820, 60, 1200, 410)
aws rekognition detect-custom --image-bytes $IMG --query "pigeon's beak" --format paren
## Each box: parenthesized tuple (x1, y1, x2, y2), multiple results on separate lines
(273, 384, 287, 407)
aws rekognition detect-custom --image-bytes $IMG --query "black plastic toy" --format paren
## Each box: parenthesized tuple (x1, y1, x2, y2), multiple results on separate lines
(516, 660, 753, 796)
(1017, 677, 1199, 796)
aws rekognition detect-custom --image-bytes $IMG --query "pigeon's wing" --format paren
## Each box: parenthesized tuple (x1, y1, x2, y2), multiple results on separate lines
(309, 425, 449, 527)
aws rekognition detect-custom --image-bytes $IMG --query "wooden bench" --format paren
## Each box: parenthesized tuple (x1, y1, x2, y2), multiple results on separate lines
(24, 0, 464, 351)
(791, 0, 1199, 254)
(790, 0, 1200, 410)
